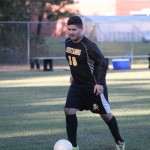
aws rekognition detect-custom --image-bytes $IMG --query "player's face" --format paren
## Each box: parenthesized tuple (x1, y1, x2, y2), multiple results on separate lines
(67, 25, 83, 43)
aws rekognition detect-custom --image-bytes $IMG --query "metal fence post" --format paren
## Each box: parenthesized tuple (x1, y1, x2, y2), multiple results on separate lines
(27, 23, 30, 64)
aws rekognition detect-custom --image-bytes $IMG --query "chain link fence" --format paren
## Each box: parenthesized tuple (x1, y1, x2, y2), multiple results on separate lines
(0, 19, 150, 65)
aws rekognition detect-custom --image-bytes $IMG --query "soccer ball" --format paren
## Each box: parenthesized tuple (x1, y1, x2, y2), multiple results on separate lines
(54, 139, 73, 150)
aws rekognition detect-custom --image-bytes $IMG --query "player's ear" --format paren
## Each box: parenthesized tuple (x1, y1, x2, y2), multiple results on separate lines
(79, 25, 83, 30)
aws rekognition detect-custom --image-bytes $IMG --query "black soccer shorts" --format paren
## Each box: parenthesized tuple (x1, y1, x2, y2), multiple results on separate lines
(65, 85, 111, 114)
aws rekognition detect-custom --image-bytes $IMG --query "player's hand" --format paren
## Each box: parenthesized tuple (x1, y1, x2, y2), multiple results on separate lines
(94, 84, 104, 95)
(70, 75, 74, 84)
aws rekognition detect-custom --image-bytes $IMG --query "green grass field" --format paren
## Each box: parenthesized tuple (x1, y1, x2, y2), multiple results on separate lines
(0, 66, 150, 150)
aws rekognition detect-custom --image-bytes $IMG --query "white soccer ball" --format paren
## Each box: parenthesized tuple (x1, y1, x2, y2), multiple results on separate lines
(54, 139, 73, 150)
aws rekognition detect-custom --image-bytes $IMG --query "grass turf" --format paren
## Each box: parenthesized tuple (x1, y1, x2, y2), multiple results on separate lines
(0, 66, 150, 150)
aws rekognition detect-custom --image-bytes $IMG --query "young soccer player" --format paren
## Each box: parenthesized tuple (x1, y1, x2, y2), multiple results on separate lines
(64, 15, 125, 150)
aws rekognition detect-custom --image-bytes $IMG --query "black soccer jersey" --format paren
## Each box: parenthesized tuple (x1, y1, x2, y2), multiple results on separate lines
(65, 36, 108, 88)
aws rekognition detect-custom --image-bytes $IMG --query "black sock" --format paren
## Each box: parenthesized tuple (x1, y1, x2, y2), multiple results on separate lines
(66, 114, 78, 147)
(106, 116, 124, 144)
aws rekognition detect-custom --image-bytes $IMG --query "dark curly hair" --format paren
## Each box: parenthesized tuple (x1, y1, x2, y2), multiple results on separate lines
(67, 16, 83, 28)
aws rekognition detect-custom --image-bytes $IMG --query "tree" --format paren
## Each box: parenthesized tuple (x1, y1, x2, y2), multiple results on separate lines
(0, 0, 30, 21)
(30, 0, 78, 35)
(0, 0, 78, 63)
(0, 0, 31, 64)
(0, 0, 78, 35)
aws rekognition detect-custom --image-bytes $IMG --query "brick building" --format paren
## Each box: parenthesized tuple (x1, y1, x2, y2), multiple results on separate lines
(72, 0, 150, 16)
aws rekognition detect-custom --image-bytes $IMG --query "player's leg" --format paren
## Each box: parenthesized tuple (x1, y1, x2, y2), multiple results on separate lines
(64, 108, 78, 148)
(64, 86, 83, 148)
(100, 113, 125, 150)
(90, 91, 125, 149)
(98, 93, 125, 149)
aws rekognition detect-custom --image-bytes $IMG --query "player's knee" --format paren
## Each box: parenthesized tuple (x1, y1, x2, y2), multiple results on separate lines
(64, 108, 69, 115)
(100, 113, 113, 122)
(64, 108, 78, 115)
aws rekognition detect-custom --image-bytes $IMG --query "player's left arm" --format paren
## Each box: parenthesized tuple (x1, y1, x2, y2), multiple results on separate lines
(88, 43, 108, 85)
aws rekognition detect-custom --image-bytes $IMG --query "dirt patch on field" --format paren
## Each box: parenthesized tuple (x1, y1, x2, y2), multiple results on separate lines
(0, 65, 69, 72)
(0, 64, 148, 72)
(0, 65, 29, 72)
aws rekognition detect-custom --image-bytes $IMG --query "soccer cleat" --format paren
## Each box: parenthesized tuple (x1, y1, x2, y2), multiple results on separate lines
(73, 146, 79, 150)
(115, 141, 125, 150)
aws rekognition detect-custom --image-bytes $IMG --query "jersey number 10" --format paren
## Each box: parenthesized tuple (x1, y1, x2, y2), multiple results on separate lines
(68, 56, 77, 66)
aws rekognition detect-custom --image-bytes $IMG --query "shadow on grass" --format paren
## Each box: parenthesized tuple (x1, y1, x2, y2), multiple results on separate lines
(0, 113, 149, 150)
(0, 133, 67, 150)
(0, 72, 150, 149)
(0, 70, 70, 80)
